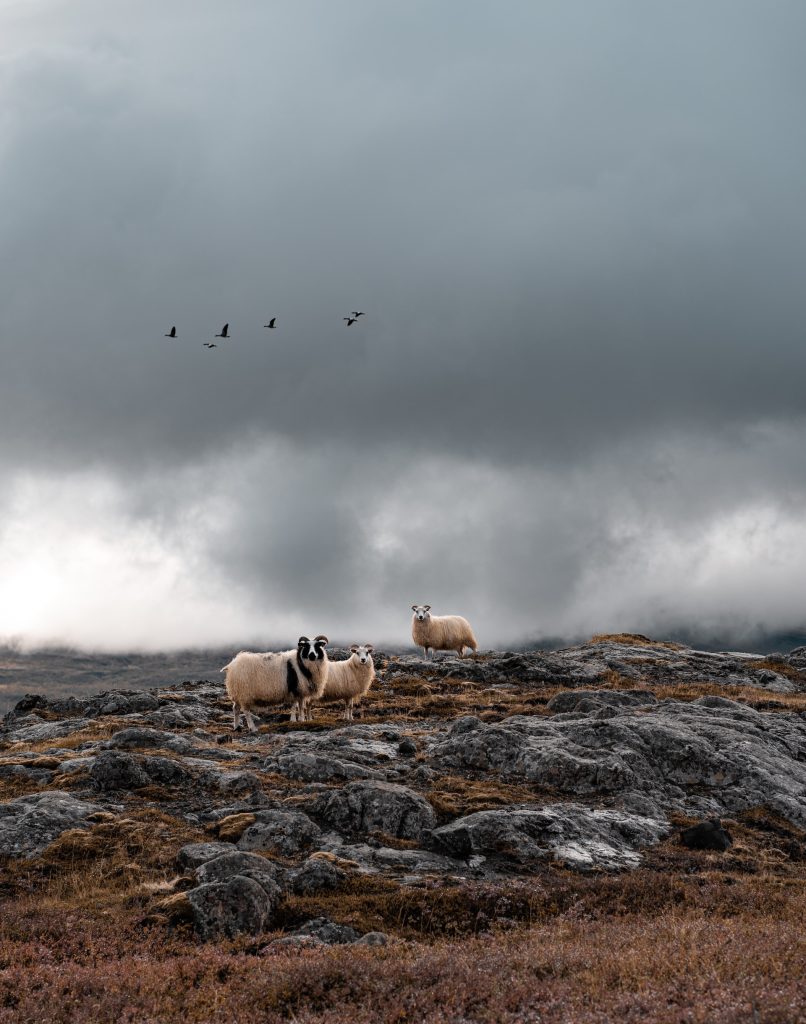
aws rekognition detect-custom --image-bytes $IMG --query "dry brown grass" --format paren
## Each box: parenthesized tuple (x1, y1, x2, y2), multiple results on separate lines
(594, 671, 806, 712)
(1, 805, 805, 1022)
(750, 658, 806, 683)
(588, 633, 685, 650)
(426, 774, 553, 822)
(4, 857, 805, 1023)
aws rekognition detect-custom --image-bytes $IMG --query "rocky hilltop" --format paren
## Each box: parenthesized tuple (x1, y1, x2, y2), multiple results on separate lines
(2, 634, 806, 1022)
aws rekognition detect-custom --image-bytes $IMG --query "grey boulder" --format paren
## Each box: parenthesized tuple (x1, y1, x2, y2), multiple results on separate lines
(237, 810, 321, 857)
(432, 803, 670, 871)
(0, 791, 105, 859)
(186, 875, 278, 940)
(318, 781, 436, 841)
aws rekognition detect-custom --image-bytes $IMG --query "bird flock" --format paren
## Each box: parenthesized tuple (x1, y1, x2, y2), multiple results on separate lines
(163, 312, 366, 349)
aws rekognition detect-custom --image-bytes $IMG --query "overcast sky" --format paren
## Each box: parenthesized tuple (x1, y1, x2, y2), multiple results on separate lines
(1, 1, 806, 651)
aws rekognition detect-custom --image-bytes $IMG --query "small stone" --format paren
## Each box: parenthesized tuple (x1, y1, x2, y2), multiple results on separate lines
(680, 819, 733, 852)
(353, 931, 388, 946)
(292, 917, 360, 945)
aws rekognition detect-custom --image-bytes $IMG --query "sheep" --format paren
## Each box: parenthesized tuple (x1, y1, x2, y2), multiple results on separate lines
(411, 605, 478, 659)
(319, 644, 376, 721)
(220, 635, 329, 731)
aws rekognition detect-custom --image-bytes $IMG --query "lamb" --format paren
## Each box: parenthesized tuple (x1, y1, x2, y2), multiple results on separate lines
(319, 644, 376, 721)
(411, 605, 478, 659)
(220, 635, 329, 731)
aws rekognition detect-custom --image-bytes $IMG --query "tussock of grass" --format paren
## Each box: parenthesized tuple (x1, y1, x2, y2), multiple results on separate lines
(426, 775, 552, 822)
(588, 633, 685, 650)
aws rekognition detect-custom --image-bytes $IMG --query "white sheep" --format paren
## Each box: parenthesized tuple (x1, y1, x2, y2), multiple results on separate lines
(411, 605, 478, 659)
(319, 644, 376, 721)
(220, 635, 330, 731)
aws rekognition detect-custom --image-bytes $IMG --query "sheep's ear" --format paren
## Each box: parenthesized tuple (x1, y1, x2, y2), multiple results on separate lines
(314, 634, 328, 645)
(365, 644, 374, 653)
(297, 636, 309, 646)
(424, 605, 431, 611)
(411, 605, 418, 612)
(350, 644, 359, 652)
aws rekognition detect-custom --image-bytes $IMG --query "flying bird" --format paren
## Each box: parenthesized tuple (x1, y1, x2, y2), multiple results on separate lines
(264, 318, 277, 329)
(203, 342, 218, 349)
(350, 311, 365, 318)
(343, 317, 357, 326)
(215, 323, 230, 338)
(164, 326, 176, 338)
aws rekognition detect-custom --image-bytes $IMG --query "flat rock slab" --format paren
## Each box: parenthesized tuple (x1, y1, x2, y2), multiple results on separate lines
(431, 697, 806, 826)
(382, 640, 802, 693)
(0, 791, 106, 858)
(432, 803, 670, 871)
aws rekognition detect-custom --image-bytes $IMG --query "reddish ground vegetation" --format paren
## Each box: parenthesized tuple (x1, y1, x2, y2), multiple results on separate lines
(1, 809, 805, 1022)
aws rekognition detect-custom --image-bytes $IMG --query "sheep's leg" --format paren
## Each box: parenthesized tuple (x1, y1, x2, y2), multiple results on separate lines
(232, 702, 241, 731)
(348, 698, 354, 721)
(422, 647, 429, 660)
(289, 702, 299, 723)
(244, 709, 258, 733)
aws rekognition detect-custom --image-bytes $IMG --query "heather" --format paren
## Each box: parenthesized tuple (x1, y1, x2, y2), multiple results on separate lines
(2, 636, 806, 1021)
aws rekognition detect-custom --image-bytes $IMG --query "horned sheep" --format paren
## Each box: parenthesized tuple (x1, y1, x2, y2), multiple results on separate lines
(221, 635, 330, 731)
(411, 605, 478, 659)
(320, 644, 376, 721)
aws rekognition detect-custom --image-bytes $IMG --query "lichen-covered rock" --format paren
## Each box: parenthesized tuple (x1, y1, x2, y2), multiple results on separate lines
(91, 751, 192, 791)
(318, 781, 436, 841)
(186, 875, 277, 939)
(432, 804, 670, 871)
(431, 698, 806, 825)
(0, 791, 105, 858)
(91, 752, 151, 791)
(237, 810, 321, 857)
(288, 856, 348, 894)
(546, 689, 657, 714)
(195, 851, 284, 895)
(264, 751, 384, 783)
(176, 841, 237, 871)
(292, 917, 360, 945)
(103, 728, 191, 753)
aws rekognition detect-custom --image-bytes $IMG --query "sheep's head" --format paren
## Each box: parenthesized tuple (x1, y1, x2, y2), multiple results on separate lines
(411, 605, 431, 622)
(298, 635, 329, 662)
(350, 644, 374, 665)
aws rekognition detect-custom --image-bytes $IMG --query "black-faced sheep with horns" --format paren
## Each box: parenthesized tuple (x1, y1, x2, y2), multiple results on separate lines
(320, 644, 376, 721)
(411, 605, 478, 659)
(221, 635, 329, 731)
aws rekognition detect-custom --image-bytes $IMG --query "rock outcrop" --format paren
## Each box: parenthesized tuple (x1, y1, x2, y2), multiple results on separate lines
(2, 634, 805, 938)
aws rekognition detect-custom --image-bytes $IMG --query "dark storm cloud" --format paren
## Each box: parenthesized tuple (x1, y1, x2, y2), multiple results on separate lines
(2, 1, 806, 647)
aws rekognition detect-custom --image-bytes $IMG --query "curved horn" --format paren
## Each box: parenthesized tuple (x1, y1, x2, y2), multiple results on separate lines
(314, 634, 329, 645)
